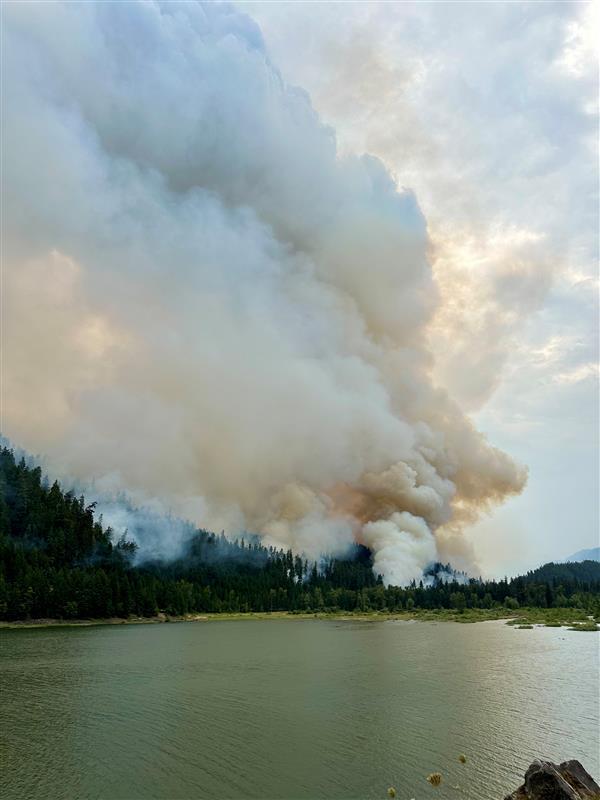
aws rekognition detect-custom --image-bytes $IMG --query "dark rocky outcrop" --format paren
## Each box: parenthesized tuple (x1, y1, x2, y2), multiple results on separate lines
(505, 760, 600, 800)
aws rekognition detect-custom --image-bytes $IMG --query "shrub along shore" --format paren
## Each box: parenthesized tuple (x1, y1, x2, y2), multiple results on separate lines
(1, 606, 598, 630)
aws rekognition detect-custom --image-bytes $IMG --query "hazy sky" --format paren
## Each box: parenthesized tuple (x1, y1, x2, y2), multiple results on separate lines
(241, 0, 599, 575)
(3, 1, 598, 580)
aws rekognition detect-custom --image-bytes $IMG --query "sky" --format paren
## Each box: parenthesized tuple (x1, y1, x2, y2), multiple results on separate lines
(241, 0, 599, 576)
(2, 1, 598, 580)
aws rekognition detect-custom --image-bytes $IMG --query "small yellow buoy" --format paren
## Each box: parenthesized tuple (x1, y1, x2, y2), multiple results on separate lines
(458, 754, 467, 764)
(387, 788, 396, 798)
(427, 773, 442, 786)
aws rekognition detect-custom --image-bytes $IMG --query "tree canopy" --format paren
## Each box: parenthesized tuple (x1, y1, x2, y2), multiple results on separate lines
(1, 447, 599, 621)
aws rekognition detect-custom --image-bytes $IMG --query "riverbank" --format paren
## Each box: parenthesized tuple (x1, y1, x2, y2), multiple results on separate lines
(1, 606, 597, 629)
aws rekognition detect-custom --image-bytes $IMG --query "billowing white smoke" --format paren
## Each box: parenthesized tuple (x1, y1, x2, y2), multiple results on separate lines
(3, 1, 527, 584)
(363, 513, 436, 588)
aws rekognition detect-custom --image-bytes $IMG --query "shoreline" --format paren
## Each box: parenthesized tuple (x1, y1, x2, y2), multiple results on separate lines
(1, 607, 597, 630)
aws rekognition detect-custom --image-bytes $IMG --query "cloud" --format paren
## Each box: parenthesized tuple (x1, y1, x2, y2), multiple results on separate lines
(246, 0, 597, 405)
(428, 225, 552, 410)
(552, 362, 599, 386)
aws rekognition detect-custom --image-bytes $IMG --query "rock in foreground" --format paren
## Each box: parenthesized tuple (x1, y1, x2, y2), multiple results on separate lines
(505, 760, 600, 800)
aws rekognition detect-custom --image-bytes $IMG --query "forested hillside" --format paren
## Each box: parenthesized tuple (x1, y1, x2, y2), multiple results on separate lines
(522, 560, 600, 584)
(1, 447, 599, 621)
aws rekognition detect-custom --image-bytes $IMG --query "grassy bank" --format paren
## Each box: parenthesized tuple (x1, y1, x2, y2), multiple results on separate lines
(504, 606, 599, 630)
(1, 606, 597, 630)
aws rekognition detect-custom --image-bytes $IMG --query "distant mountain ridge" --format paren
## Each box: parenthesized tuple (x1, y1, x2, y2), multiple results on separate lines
(564, 547, 600, 563)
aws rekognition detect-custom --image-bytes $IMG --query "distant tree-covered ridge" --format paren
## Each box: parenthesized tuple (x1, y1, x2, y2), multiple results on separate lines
(1, 447, 599, 621)
(522, 560, 600, 585)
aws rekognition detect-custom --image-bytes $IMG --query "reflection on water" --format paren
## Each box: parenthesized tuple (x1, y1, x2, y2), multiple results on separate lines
(1, 619, 598, 800)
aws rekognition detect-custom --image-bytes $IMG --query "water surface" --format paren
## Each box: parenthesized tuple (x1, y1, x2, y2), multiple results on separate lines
(1, 619, 598, 799)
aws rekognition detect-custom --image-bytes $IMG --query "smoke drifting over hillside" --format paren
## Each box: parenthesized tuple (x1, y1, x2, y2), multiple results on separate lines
(3, 1, 527, 585)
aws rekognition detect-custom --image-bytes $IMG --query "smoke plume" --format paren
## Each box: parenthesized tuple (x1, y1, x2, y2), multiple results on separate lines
(3, 1, 527, 584)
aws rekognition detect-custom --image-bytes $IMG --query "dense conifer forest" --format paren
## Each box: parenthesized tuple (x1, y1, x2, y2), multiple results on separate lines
(1, 447, 599, 621)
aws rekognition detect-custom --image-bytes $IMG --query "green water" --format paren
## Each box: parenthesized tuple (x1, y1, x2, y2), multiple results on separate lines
(1, 619, 598, 800)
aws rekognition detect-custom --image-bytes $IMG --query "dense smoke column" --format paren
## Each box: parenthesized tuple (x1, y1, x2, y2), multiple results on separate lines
(2, 1, 526, 583)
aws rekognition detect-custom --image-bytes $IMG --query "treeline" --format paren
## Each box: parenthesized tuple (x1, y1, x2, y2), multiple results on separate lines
(1, 447, 599, 620)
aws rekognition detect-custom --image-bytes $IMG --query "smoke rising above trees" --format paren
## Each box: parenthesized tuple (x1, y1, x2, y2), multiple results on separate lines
(3, 1, 527, 584)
